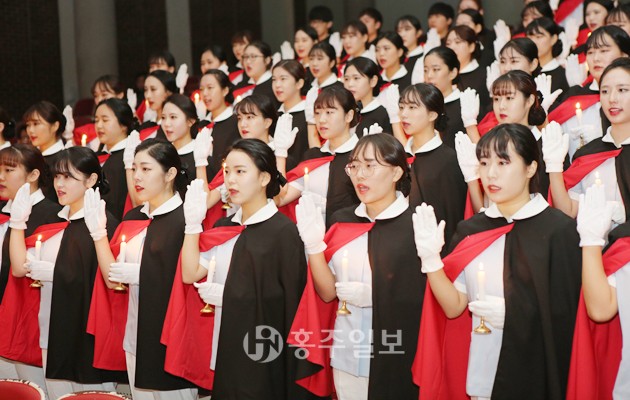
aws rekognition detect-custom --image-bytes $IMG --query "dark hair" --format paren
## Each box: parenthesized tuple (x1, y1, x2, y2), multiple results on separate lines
(476, 123, 540, 192)
(396, 15, 425, 45)
(345, 57, 382, 97)
(376, 31, 408, 64)
(308, 5, 333, 23)
(0, 144, 50, 189)
(341, 20, 369, 43)
(164, 94, 200, 139)
(500, 38, 542, 76)
(273, 60, 308, 97)
(52, 147, 109, 194)
(586, 25, 630, 55)
(201, 45, 228, 64)
(225, 138, 285, 197)
(400, 83, 448, 132)
(148, 50, 176, 69)
(245, 40, 273, 69)
(314, 86, 361, 128)
(521, 1, 554, 23)
(295, 26, 319, 42)
(22, 101, 66, 139)
(359, 7, 383, 24)
(607, 4, 630, 25)
(309, 41, 337, 68)
(91, 75, 125, 98)
(459, 8, 485, 30)
(526, 17, 563, 58)
(146, 70, 178, 94)
(95, 98, 137, 135)
(0, 106, 16, 141)
(201, 69, 234, 104)
(585, 0, 615, 13)
(234, 95, 279, 136)
(428, 2, 455, 20)
(231, 30, 254, 45)
(426, 46, 461, 84)
(448, 25, 481, 60)
(492, 70, 546, 126)
(135, 139, 188, 195)
(600, 56, 630, 85)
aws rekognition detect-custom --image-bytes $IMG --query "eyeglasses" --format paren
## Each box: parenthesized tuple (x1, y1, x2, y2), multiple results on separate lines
(344, 162, 390, 178)
(242, 55, 264, 61)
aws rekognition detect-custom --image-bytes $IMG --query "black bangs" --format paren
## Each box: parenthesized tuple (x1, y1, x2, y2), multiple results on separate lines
(313, 90, 341, 110)
(587, 30, 614, 50)
(51, 152, 81, 180)
(399, 86, 424, 106)
(234, 98, 261, 116)
(476, 128, 512, 161)
(491, 76, 516, 97)
(0, 147, 21, 168)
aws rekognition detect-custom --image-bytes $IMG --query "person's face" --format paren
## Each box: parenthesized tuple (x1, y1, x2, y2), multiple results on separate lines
(446, 31, 475, 65)
(359, 15, 381, 38)
(223, 149, 270, 205)
(608, 14, 630, 36)
(397, 21, 422, 49)
(342, 28, 368, 57)
(237, 109, 272, 141)
(314, 100, 353, 140)
(93, 83, 123, 106)
(376, 38, 403, 70)
(428, 14, 452, 36)
(272, 67, 303, 103)
(424, 53, 458, 94)
(148, 58, 174, 73)
(527, 28, 557, 60)
(94, 104, 127, 147)
(309, 50, 335, 79)
(456, 13, 480, 33)
(499, 47, 538, 75)
(200, 50, 222, 74)
(479, 141, 536, 205)
(0, 163, 35, 200)
(458, 0, 480, 12)
(232, 40, 249, 62)
(521, 8, 542, 28)
(242, 45, 270, 81)
(343, 65, 376, 102)
(347, 144, 402, 206)
(310, 19, 333, 39)
(25, 113, 58, 149)
(586, 34, 626, 82)
(492, 85, 534, 125)
(586, 2, 608, 31)
(132, 150, 175, 203)
(294, 30, 316, 59)
(144, 76, 171, 111)
(54, 165, 96, 206)
(399, 99, 437, 135)
(200, 74, 228, 113)
(161, 102, 193, 145)
(600, 67, 630, 125)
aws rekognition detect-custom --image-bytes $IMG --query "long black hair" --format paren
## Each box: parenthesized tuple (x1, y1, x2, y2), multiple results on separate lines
(52, 147, 110, 194)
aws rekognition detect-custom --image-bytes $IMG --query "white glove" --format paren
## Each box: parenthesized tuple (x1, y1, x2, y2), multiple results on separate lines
(9, 183, 32, 230)
(127, 89, 137, 111)
(218, 185, 230, 204)
(541, 121, 569, 173)
(26, 260, 55, 282)
(194, 127, 214, 167)
(468, 295, 505, 329)
(302, 190, 327, 209)
(272, 52, 282, 67)
(568, 125, 600, 144)
(486, 61, 500, 93)
(493, 20, 511, 60)
(608, 200, 625, 225)
(109, 262, 141, 285)
(62, 106, 75, 142)
(84, 188, 108, 241)
(123, 130, 141, 169)
(535, 73, 563, 113)
(305, 86, 318, 124)
(329, 32, 343, 58)
(424, 28, 441, 54)
(194, 281, 225, 306)
(176, 64, 189, 94)
(455, 132, 479, 182)
(143, 106, 157, 123)
(412, 203, 446, 273)
(196, 99, 208, 120)
(295, 194, 327, 254)
(335, 282, 372, 307)
(549, 0, 560, 11)
(274, 113, 299, 158)
(184, 179, 208, 234)
(460, 88, 480, 127)
(280, 41, 295, 60)
(577, 184, 613, 247)
(379, 84, 400, 123)
(565, 54, 587, 87)
(363, 123, 383, 136)
(562, 19, 580, 60)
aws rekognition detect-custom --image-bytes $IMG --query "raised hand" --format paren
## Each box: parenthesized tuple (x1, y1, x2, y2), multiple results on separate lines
(541, 121, 569, 173)
(412, 203, 446, 273)
(184, 179, 208, 235)
(84, 188, 108, 241)
(9, 183, 32, 230)
(295, 194, 327, 255)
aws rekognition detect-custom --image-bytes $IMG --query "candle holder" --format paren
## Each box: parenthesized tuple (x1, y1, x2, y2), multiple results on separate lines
(222, 198, 232, 210)
(29, 279, 43, 288)
(200, 303, 214, 314)
(473, 317, 492, 334)
(337, 301, 351, 315)
(113, 282, 127, 292)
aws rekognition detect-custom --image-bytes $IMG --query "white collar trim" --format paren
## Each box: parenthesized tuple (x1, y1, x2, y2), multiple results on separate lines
(2, 189, 45, 213)
(320, 134, 359, 154)
(279, 100, 306, 114)
(354, 192, 409, 221)
(140, 193, 183, 219)
(602, 126, 630, 147)
(360, 98, 381, 113)
(444, 87, 461, 103)
(231, 199, 278, 225)
(381, 65, 408, 82)
(459, 59, 479, 74)
(41, 140, 65, 156)
(404, 133, 442, 154)
(541, 58, 560, 72)
(214, 106, 234, 123)
(104, 137, 128, 153)
(484, 193, 548, 222)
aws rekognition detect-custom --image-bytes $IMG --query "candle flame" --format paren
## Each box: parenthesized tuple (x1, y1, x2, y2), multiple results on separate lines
(575, 102, 581, 110)
(194, 93, 200, 102)
(121, 234, 126, 242)
(304, 167, 309, 175)
(478, 262, 484, 271)
(37, 234, 42, 241)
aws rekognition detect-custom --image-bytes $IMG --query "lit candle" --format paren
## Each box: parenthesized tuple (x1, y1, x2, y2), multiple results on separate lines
(35, 235, 42, 260)
(595, 171, 602, 187)
(477, 262, 486, 301)
(194, 92, 200, 105)
(341, 250, 349, 283)
(575, 102, 583, 127)
(304, 167, 310, 192)
(207, 256, 216, 283)
(236, 95, 242, 104)
(81, 134, 87, 147)
(119, 235, 127, 263)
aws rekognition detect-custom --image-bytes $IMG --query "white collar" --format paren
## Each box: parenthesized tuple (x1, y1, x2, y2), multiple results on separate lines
(443, 87, 461, 103)
(360, 98, 381, 113)
(484, 193, 548, 222)
(0, 142, 10, 151)
(541, 58, 560, 72)
(530, 126, 542, 141)
(404, 133, 443, 154)
(320, 134, 359, 154)
(279, 100, 306, 114)
(41, 140, 65, 156)
(236, 61, 243, 69)
(2, 189, 45, 213)
(381, 65, 408, 82)
(58, 205, 85, 221)
(104, 137, 128, 153)
(459, 59, 479, 74)
(249, 70, 272, 85)
(589, 80, 599, 91)
(214, 106, 234, 123)
(231, 199, 278, 225)
(218, 64, 229, 74)
(361, 48, 376, 62)
(354, 192, 409, 222)
(313, 74, 338, 89)
(407, 46, 424, 58)
(602, 126, 630, 148)
(140, 193, 183, 219)
(177, 139, 195, 155)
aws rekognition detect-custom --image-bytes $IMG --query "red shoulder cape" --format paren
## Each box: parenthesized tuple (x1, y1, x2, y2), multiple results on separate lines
(547, 94, 600, 125)
(555, 0, 584, 23)
(74, 123, 97, 146)
(202, 170, 228, 231)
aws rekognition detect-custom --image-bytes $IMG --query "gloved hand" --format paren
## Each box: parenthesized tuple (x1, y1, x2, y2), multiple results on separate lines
(218, 184, 230, 204)
(335, 281, 372, 307)
(412, 203, 446, 273)
(329, 32, 343, 58)
(424, 28, 441, 54)
(196, 99, 208, 120)
(272, 52, 282, 67)
(468, 295, 505, 329)
(302, 190, 327, 209)
(379, 84, 401, 123)
(143, 106, 157, 123)
(274, 113, 299, 158)
(280, 41, 295, 60)
(577, 184, 613, 247)
(486, 61, 500, 93)
(455, 132, 479, 182)
(84, 188, 108, 241)
(493, 20, 511, 60)
(565, 54, 587, 87)
(304, 87, 318, 124)
(411, 56, 425, 84)
(176, 64, 189, 94)
(26, 260, 55, 282)
(9, 183, 32, 230)
(194, 281, 225, 306)
(184, 179, 208, 234)
(541, 121, 569, 173)
(363, 123, 383, 136)
(549, 0, 560, 11)
(109, 262, 141, 285)
(295, 194, 327, 254)
(561, 19, 580, 62)
(123, 130, 141, 169)
(460, 88, 480, 127)
(127, 89, 138, 111)
(194, 127, 214, 167)
(63, 106, 75, 142)
(535, 73, 563, 113)
(608, 200, 625, 224)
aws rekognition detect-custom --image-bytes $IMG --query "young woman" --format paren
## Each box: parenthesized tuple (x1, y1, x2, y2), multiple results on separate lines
(526, 18, 569, 96)
(0, 106, 15, 151)
(230, 30, 253, 86)
(413, 123, 581, 399)
(516, 0, 554, 36)
(86, 139, 196, 399)
(498, 38, 541, 76)
(293, 26, 318, 79)
(572, 0, 615, 59)
(339, 20, 375, 77)
(607, 4, 630, 36)
(456, 8, 496, 68)
(200, 45, 230, 75)
(396, 15, 425, 72)
(291, 133, 423, 399)
(179, 140, 312, 399)
(235, 41, 280, 109)
(141, 69, 176, 141)
(376, 31, 412, 92)
(9, 147, 122, 399)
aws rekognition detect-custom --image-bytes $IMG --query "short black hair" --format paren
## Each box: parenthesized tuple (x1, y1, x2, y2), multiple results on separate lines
(308, 5, 333, 22)
(429, 2, 455, 20)
(148, 50, 176, 68)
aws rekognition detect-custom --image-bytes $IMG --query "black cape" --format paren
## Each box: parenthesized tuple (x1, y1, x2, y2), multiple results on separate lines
(46, 211, 125, 383)
(443, 98, 466, 150)
(330, 206, 424, 400)
(285, 109, 309, 164)
(448, 206, 581, 399)
(251, 79, 281, 110)
(138, 121, 167, 142)
(99, 149, 128, 221)
(209, 114, 241, 173)
(178, 152, 217, 197)
(388, 71, 412, 93)
(43, 151, 64, 203)
(458, 65, 491, 115)
(356, 106, 392, 138)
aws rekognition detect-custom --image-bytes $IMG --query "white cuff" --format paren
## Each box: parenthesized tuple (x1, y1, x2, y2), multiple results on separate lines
(9, 221, 27, 230)
(306, 242, 327, 255)
(275, 149, 289, 158)
(545, 162, 564, 173)
(185, 224, 203, 235)
(420, 254, 444, 273)
(463, 118, 478, 128)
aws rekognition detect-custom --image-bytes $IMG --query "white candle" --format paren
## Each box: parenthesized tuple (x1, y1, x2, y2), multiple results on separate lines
(35, 235, 42, 260)
(207, 256, 216, 283)
(119, 235, 127, 263)
(81, 134, 87, 147)
(304, 167, 310, 192)
(341, 250, 349, 283)
(477, 262, 486, 301)
(194, 92, 200, 105)
(595, 171, 602, 187)
(575, 102, 583, 127)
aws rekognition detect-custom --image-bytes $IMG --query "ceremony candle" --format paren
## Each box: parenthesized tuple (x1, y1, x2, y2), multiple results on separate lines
(81, 134, 87, 147)
(595, 171, 602, 187)
(575, 103, 583, 127)
(35, 235, 42, 260)
(477, 262, 486, 301)
(194, 92, 200, 105)
(304, 167, 310, 192)
(119, 235, 127, 263)
(208, 256, 216, 283)
(341, 250, 349, 282)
